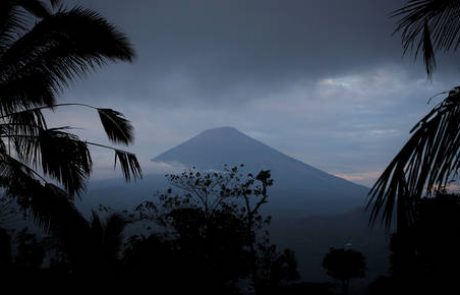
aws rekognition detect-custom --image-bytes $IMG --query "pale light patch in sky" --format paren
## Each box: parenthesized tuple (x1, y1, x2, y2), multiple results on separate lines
(333, 171, 385, 187)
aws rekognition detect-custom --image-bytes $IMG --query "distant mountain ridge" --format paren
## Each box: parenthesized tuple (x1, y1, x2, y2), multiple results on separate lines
(153, 126, 368, 215)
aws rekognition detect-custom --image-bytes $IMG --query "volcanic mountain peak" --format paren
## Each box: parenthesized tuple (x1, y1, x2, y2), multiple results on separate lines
(153, 127, 367, 195)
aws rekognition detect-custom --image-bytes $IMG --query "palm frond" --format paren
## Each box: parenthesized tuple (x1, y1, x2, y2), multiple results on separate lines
(0, 73, 58, 115)
(0, 1, 49, 57)
(0, 7, 135, 113)
(1, 7, 134, 69)
(114, 149, 142, 182)
(15, 0, 51, 18)
(97, 108, 134, 145)
(0, 2, 21, 51)
(0, 0, 138, 236)
(38, 129, 92, 195)
(48, 0, 61, 8)
(29, 183, 83, 230)
(11, 128, 92, 195)
(393, 0, 460, 76)
(0, 0, 52, 52)
(422, 21, 437, 76)
(7, 108, 47, 136)
(368, 86, 460, 226)
(0, 154, 77, 228)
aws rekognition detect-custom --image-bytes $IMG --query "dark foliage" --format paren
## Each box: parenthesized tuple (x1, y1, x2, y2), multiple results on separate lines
(129, 166, 299, 294)
(98, 108, 134, 145)
(376, 192, 460, 294)
(393, 0, 460, 77)
(0, 166, 303, 294)
(0, 0, 141, 231)
(14, 228, 45, 269)
(370, 1, 460, 228)
(0, 227, 12, 270)
(368, 86, 460, 227)
(322, 248, 366, 295)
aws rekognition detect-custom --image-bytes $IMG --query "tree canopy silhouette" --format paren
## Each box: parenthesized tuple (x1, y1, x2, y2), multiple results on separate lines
(0, 0, 141, 230)
(131, 165, 299, 294)
(322, 248, 366, 295)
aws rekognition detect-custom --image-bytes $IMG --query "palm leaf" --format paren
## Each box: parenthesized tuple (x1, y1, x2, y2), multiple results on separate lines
(422, 21, 437, 76)
(0, 0, 139, 236)
(0, 0, 53, 53)
(0, 154, 73, 227)
(0, 73, 59, 115)
(0, 2, 23, 52)
(0, 7, 135, 113)
(14, 0, 51, 18)
(368, 86, 460, 226)
(1, 7, 134, 70)
(114, 149, 142, 182)
(48, 0, 61, 8)
(29, 183, 83, 230)
(97, 108, 134, 145)
(0, 154, 93, 257)
(7, 108, 47, 136)
(11, 128, 92, 195)
(393, 0, 460, 76)
(39, 129, 92, 195)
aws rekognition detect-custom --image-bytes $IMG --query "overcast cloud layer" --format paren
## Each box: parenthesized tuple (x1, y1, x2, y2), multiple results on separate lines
(49, 0, 460, 186)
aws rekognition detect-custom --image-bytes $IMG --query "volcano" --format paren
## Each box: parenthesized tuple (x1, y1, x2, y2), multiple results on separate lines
(83, 127, 385, 280)
(153, 126, 369, 216)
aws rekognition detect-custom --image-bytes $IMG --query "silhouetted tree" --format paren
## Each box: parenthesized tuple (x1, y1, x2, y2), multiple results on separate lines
(0, 0, 141, 233)
(130, 165, 299, 294)
(43, 207, 129, 281)
(253, 247, 300, 294)
(322, 248, 366, 295)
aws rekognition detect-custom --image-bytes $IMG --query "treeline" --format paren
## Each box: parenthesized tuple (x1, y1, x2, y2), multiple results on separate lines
(0, 166, 333, 294)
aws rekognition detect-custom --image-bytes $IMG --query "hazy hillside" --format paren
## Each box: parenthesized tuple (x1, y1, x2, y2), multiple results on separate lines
(79, 127, 388, 281)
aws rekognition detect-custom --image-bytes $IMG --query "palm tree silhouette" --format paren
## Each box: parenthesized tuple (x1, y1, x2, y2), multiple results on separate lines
(0, 0, 141, 230)
(368, 0, 460, 228)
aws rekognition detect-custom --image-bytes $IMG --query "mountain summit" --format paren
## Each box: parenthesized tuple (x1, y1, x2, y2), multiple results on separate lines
(154, 126, 266, 169)
(154, 127, 368, 215)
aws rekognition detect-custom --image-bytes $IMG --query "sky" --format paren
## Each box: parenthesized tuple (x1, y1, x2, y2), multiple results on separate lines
(48, 0, 460, 186)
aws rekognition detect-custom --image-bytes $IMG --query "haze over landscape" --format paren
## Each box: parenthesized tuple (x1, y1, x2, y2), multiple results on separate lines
(82, 126, 386, 281)
(67, 0, 459, 289)
(2, 0, 460, 294)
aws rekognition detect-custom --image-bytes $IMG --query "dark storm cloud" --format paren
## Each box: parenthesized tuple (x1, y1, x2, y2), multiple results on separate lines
(66, 0, 419, 106)
(51, 1, 460, 186)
